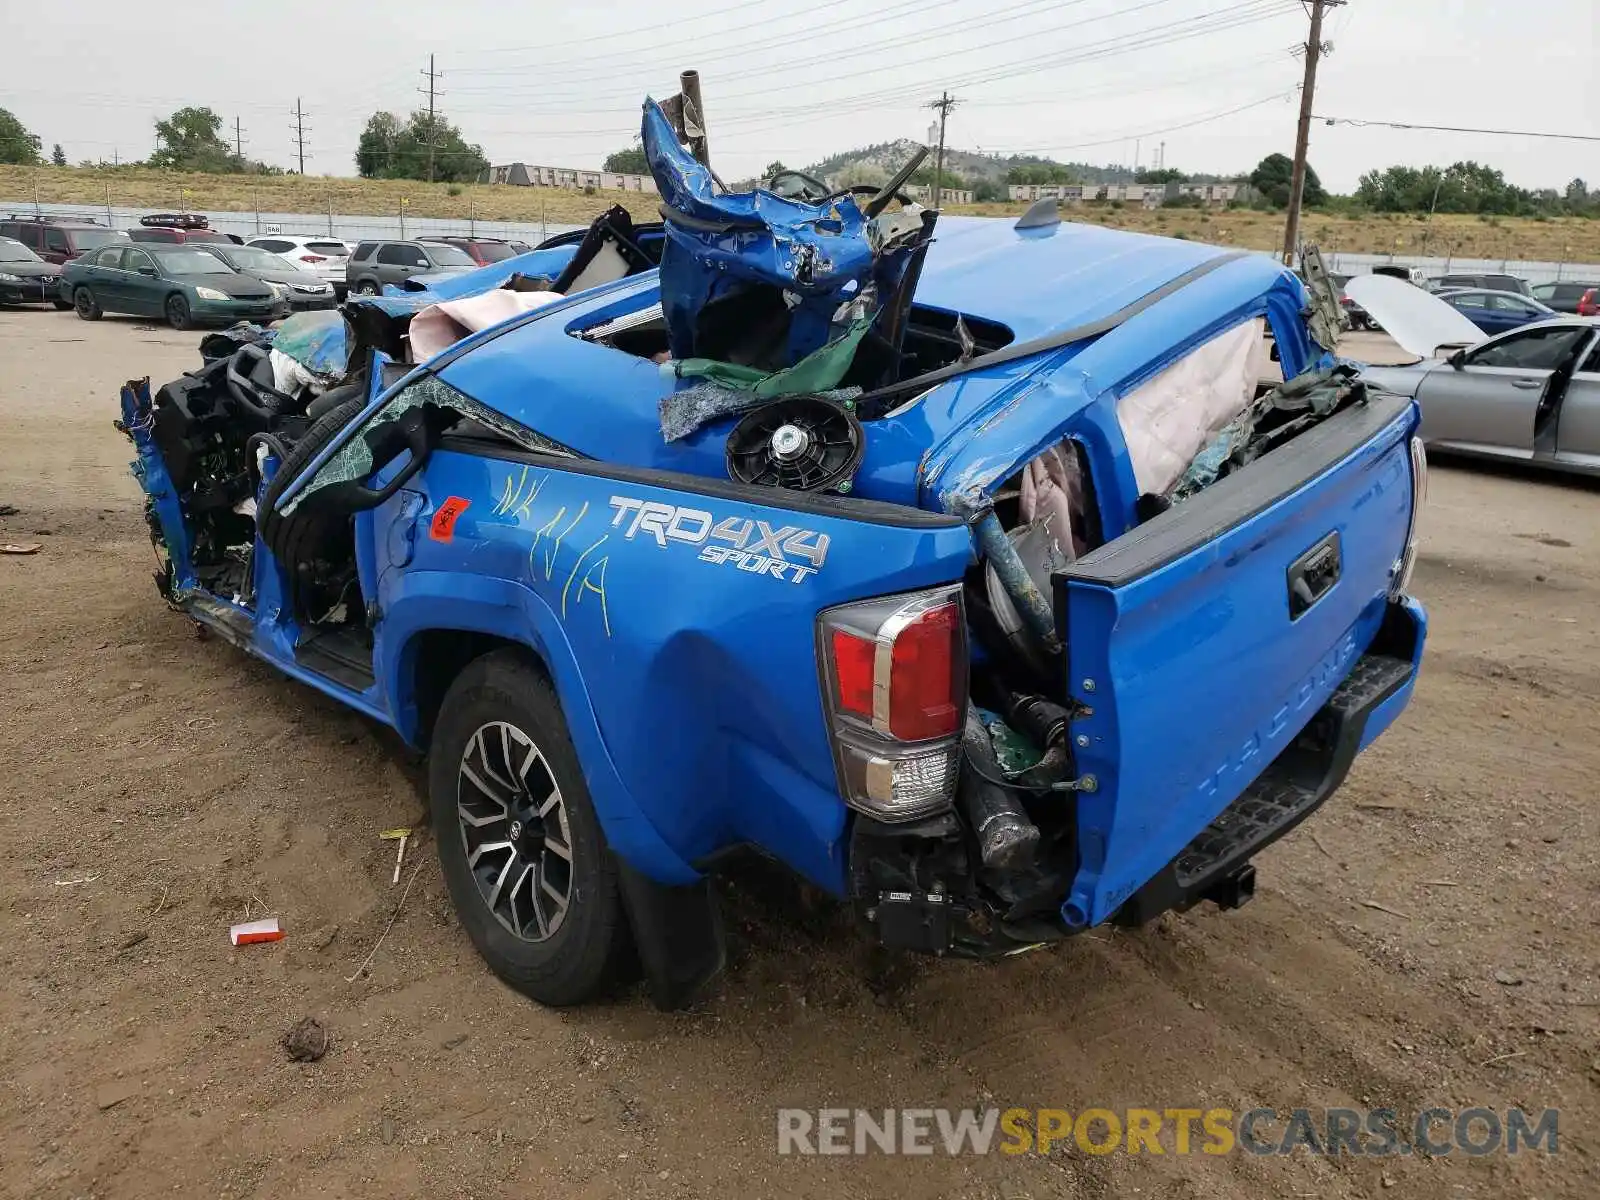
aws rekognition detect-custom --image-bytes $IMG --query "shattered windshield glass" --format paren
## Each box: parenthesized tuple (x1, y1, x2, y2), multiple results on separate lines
(281, 374, 574, 516)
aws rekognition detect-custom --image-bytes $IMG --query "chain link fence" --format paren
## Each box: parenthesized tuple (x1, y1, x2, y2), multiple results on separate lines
(2, 198, 585, 246)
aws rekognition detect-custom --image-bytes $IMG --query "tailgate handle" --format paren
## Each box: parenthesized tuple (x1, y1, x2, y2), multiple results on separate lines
(1287, 532, 1341, 620)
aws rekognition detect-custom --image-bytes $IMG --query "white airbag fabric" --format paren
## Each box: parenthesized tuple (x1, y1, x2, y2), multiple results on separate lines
(408, 289, 565, 362)
(1115, 318, 1267, 496)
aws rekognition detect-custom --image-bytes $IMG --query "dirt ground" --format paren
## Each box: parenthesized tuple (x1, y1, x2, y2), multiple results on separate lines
(0, 307, 1595, 1200)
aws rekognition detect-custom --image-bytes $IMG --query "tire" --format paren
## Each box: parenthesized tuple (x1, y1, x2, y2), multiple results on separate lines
(429, 651, 632, 1007)
(256, 394, 367, 566)
(356, 279, 381, 296)
(165, 293, 192, 331)
(73, 287, 101, 321)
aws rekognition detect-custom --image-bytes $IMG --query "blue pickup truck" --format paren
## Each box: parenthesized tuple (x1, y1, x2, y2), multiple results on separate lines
(117, 106, 1425, 1009)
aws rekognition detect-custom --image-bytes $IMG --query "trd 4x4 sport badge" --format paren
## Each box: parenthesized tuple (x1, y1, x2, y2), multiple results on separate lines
(608, 496, 829, 584)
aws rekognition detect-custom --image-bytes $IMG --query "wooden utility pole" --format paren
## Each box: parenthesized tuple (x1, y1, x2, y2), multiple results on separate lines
(928, 91, 959, 207)
(420, 55, 443, 183)
(290, 99, 309, 175)
(1281, 0, 1343, 263)
(233, 116, 245, 159)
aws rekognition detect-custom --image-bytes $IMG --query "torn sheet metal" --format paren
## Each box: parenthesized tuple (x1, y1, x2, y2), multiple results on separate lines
(659, 380, 861, 444)
(1298, 245, 1345, 351)
(1170, 363, 1367, 502)
(642, 97, 933, 377)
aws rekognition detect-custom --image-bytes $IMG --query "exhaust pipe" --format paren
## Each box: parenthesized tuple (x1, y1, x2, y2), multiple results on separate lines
(960, 711, 1040, 870)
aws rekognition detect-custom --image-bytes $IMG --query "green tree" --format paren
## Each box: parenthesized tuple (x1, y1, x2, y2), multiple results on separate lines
(972, 179, 1005, 202)
(909, 165, 967, 192)
(0, 108, 42, 165)
(50, 143, 66, 167)
(150, 107, 234, 172)
(1355, 162, 1536, 215)
(763, 160, 788, 179)
(354, 110, 488, 183)
(356, 111, 404, 178)
(1136, 167, 1185, 184)
(602, 144, 649, 174)
(1249, 153, 1325, 208)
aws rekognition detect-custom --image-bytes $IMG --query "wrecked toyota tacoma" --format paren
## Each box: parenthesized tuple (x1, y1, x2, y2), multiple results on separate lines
(117, 97, 1426, 1009)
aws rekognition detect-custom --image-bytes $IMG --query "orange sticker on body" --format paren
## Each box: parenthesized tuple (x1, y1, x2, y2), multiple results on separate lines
(430, 497, 471, 542)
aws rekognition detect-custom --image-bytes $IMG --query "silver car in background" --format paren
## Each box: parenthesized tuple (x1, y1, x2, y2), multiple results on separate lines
(1350, 273, 1600, 478)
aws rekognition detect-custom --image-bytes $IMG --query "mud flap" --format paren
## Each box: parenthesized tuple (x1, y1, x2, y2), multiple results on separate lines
(616, 862, 725, 1011)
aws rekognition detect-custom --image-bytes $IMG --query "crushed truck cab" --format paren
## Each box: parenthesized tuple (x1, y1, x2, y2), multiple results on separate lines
(117, 105, 1425, 1009)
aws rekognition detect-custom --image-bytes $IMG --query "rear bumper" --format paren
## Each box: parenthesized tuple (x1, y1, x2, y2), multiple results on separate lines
(1113, 594, 1426, 924)
(847, 595, 1427, 956)
(192, 298, 288, 324)
(0, 279, 58, 304)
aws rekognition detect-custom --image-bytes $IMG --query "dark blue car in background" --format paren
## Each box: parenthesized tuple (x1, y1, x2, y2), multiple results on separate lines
(1438, 287, 1558, 335)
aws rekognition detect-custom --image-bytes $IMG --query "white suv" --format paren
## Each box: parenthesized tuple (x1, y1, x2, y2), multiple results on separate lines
(244, 236, 352, 296)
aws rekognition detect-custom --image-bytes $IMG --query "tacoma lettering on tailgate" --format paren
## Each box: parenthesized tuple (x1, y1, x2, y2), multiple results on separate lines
(1195, 629, 1359, 800)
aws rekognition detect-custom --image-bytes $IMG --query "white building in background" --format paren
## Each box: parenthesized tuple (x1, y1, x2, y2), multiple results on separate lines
(905, 183, 974, 205)
(487, 163, 658, 194)
(1008, 181, 1244, 207)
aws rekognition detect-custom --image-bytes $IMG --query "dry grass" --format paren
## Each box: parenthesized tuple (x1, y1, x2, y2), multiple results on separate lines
(950, 202, 1600, 263)
(4, 164, 1598, 262)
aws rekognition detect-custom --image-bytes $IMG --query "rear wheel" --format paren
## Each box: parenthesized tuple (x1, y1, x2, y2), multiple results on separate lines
(165, 294, 192, 330)
(73, 287, 101, 321)
(428, 651, 632, 1007)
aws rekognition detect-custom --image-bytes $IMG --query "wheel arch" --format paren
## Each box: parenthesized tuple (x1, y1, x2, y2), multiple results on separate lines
(379, 581, 700, 886)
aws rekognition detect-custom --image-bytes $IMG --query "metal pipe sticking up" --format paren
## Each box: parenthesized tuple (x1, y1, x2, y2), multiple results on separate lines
(679, 70, 711, 169)
(948, 488, 1061, 654)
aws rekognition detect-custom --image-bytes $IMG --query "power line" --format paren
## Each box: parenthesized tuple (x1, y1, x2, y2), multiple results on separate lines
(419, 54, 444, 183)
(979, 89, 1297, 155)
(456, 0, 802, 60)
(706, 0, 1299, 141)
(1313, 115, 1600, 142)
(447, 0, 1055, 92)
(439, 0, 1282, 113)
(1281, 0, 1342, 263)
(290, 98, 309, 174)
(929, 92, 960, 206)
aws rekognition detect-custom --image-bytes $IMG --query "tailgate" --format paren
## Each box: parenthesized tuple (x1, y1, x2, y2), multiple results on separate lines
(1058, 391, 1416, 925)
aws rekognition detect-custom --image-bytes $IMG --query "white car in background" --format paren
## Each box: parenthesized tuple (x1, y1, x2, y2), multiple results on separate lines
(244, 236, 353, 297)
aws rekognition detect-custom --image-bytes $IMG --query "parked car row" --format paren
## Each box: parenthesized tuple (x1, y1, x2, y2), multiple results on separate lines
(0, 216, 543, 314)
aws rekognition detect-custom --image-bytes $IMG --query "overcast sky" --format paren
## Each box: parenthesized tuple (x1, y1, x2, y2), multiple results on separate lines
(4, 0, 1595, 192)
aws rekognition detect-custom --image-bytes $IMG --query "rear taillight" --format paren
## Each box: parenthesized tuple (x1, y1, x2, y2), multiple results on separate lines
(302, 255, 327, 264)
(818, 588, 967, 821)
(1392, 436, 1427, 597)
(1578, 289, 1598, 316)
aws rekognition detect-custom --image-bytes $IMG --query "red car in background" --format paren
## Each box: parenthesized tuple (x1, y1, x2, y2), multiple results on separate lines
(418, 235, 531, 265)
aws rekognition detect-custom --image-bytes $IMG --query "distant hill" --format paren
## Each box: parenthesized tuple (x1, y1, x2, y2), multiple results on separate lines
(803, 140, 1239, 187)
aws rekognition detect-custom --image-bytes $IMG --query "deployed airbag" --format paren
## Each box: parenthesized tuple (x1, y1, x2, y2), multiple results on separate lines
(1116, 318, 1267, 496)
(409, 290, 565, 361)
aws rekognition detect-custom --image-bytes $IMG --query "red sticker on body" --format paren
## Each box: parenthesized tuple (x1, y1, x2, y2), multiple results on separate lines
(430, 497, 470, 542)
